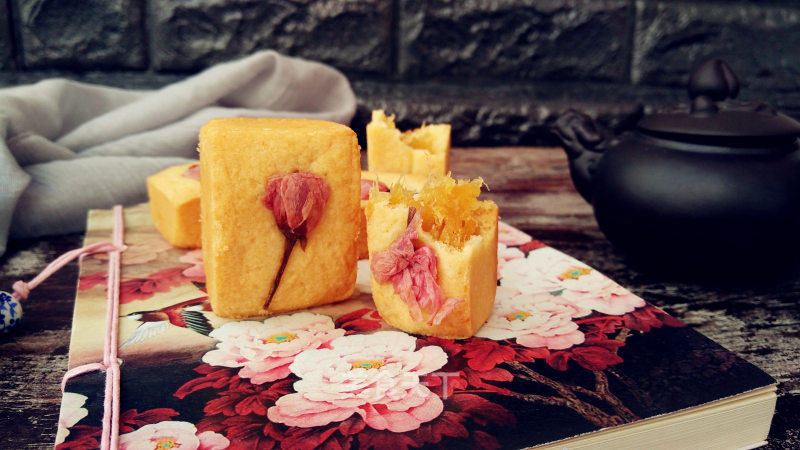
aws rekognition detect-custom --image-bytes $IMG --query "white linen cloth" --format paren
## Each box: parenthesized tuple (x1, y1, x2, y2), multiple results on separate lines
(0, 50, 356, 256)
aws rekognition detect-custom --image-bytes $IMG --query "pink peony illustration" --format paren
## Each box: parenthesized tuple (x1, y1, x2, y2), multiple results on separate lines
(93, 238, 173, 265)
(498, 221, 532, 246)
(499, 247, 644, 315)
(497, 242, 525, 280)
(476, 290, 586, 350)
(55, 392, 88, 445)
(202, 312, 345, 384)
(179, 249, 205, 282)
(119, 421, 228, 450)
(558, 272, 645, 316)
(267, 330, 447, 433)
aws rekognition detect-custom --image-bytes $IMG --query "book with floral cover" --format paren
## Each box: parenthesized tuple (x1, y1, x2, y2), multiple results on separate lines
(55, 203, 777, 449)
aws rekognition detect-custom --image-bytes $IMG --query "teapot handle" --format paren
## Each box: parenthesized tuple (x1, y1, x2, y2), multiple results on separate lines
(550, 110, 611, 202)
(550, 109, 609, 159)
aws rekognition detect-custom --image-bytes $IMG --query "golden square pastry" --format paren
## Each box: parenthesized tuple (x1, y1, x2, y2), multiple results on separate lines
(146, 163, 202, 248)
(199, 118, 361, 318)
(366, 110, 450, 176)
(366, 176, 498, 339)
(357, 170, 429, 259)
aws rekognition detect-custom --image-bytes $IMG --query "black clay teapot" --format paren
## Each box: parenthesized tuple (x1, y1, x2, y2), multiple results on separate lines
(551, 59, 800, 276)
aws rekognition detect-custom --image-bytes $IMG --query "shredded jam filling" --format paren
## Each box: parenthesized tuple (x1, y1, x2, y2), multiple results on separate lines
(386, 176, 484, 249)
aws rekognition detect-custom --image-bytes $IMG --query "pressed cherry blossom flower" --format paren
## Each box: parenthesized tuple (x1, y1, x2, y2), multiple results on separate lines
(55, 392, 88, 445)
(179, 249, 205, 282)
(119, 421, 228, 450)
(262, 172, 330, 308)
(202, 312, 345, 384)
(370, 208, 462, 325)
(183, 163, 201, 180)
(267, 330, 447, 432)
(476, 290, 585, 350)
(360, 179, 389, 200)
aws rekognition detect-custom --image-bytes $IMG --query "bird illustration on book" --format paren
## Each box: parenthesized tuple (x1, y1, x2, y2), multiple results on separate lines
(119, 296, 213, 349)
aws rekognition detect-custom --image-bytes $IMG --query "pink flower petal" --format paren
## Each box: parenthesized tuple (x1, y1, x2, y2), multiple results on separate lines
(361, 179, 389, 200)
(183, 164, 201, 181)
(371, 210, 462, 324)
(263, 172, 330, 236)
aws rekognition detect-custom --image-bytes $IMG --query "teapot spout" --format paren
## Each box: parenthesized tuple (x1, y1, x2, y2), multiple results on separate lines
(550, 109, 609, 202)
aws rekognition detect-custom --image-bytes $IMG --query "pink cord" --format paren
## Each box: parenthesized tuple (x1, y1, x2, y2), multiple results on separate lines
(56, 205, 126, 450)
(12, 241, 121, 300)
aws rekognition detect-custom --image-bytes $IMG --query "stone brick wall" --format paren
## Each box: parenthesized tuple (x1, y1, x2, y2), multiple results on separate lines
(2, 0, 799, 146)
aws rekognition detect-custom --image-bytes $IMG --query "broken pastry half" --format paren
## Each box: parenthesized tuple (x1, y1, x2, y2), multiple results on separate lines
(147, 163, 202, 248)
(199, 118, 361, 318)
(366, 110, 451, 176)
(366, 175, 498, 339)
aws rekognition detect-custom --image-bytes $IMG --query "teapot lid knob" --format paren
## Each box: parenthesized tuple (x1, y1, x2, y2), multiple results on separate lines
(688, 59, 740, 109)
(639, 57, 800, 143)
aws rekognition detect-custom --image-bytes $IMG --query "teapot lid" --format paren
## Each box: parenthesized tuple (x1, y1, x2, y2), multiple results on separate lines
(637, 59, 800, 146)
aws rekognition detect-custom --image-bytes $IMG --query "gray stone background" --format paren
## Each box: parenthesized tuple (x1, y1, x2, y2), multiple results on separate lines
(1, 0, 799, 147)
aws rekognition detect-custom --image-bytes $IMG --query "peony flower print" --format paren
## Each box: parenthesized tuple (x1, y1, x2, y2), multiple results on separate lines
(498, 221, 533, 246)
(179, 249, 205, 282)
(497, 242, 525, 280)
(54, 392, 88, 445)
(93, 238, 173, 265)
(267, 330, 447, 433)
(119, 421, 229, 450)
(499, 247, 644, 315)
(202, 312, 345, 384)
(476, 289, 585, 350)
(558, 270, 645, 316)
(119, 267, 186, 304)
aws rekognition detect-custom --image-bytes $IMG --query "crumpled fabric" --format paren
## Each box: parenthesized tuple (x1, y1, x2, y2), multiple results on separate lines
(0, 50, 356, 256)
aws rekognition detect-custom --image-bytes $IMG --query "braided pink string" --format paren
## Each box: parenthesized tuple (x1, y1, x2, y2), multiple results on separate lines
(59, 205, 125, 450)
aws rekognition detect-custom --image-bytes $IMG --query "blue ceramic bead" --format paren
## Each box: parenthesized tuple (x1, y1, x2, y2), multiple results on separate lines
(0, 291, 23, 333)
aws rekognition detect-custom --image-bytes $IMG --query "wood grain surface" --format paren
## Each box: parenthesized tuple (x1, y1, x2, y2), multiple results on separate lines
(1, 146, 798, 448)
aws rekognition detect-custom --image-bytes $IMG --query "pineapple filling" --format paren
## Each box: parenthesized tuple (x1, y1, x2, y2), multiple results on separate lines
(401, 128, 434, 151)
(376, 110, 432, 152)
(385, 175, 484, 249)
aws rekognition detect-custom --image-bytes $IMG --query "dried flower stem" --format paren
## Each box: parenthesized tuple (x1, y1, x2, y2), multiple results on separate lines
(264, 233, 297, 309)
